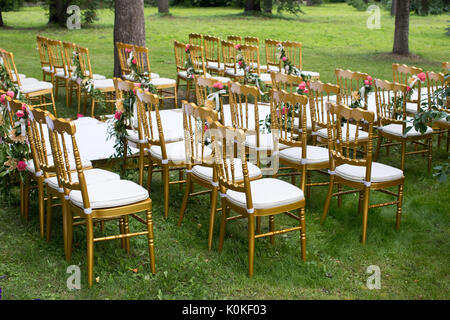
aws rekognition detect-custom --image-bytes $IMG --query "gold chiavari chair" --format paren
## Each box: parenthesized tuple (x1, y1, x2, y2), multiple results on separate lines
(189, 33, 203, 46)
(227, 35, 242, 44)
(273, 89, 330, 195)
(426, 71, 449, 151)
(47, 39, 71, 106)
(392, 63, 424, 115)
(270, 71, 304, 93)
(221, 40, 239, 81)
(281, 41, 303, 72)
(203, 35, 224, 76)
(128, 44, 161, 80)
(211, 120, 306, 276)
(443, 62, 450, 73)
(373, 79, 433, 172)
(36, 35, 52, 82)
(44, 112, 155, 288)
(1, 50, 57, 115)
(63, 41, 82, 110)
(335, 68, 369, 110)
(178, 101, 260, 250)
(76, 45, 116, 116)
(265, 39, 282, 73)
(322, 102, 405, 244)
(136, 88, 187, 219)
(116, 41, 135, 78)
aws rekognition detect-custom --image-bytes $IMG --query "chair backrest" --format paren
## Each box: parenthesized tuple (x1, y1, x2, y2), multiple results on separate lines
(36, 35, 50, 69)
(270, 89, 308, 149)
(182, 100, 218, 170)
(174, 40, 189, 72)
(189, 33, 203, 46)
(281, 41, 302, 70)
(188, 44, 206, 75)
(308, 80, 340, 133)
(133, 44, 152, 76)
(62, 41, 77, 80)
(1, 50, 22, 87)
(374, 79, 408, 127)
(392, 63, 423, 108)
(326, 102, 375, 181)
(75, 45, 93, 79)
(271, 72, 304, 93)
(194, 75, 226, 122)
(228, 80, 261, 132)
(443, 62, 450, 73)
(116, 41, 135, 76)
(335, 68, 369, 109)
(265, 39, 282, 72)
(221, 40, 237, 74)
(244, 36, 259, 47)
(241, 44, 261, 75)
(47, 39, 67, 77)
(135, 88, 165, 149)
(203, 35, 221, 68)
(426, 71, 448, 109)
(227, 35, 242, 44)
(113, 77, 137, 128)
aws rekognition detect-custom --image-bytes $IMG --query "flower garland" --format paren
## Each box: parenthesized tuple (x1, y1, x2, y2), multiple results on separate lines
(125, 49, 157, 94)
(184, 44, 200, 80)
(276, 42, 312, 81)
(234, 44, 267, 96)
(349, 75, 373, 109)
(71, 51, 106, 111)
(405, 72, 426, 100)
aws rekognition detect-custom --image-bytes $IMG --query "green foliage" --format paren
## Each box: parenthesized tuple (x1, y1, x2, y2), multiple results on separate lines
(411, 0, 449, 16)
(0, 0, 24, 12)
(346, 0, 373, 11)
(276, 0, 305, 15)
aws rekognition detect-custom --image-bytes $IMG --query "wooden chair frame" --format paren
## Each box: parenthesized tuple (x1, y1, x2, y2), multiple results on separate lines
(392, 63, 424, 114)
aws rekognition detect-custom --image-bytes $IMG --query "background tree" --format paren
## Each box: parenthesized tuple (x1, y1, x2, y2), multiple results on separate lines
(391, 0, 397, 16)
(244, 0, 261, 14)
(158, 0, 169, 15)
(264, 0, 273, 13)
(0, 0, 24, 27)
(393, 0, 410, 55)
(114, 0, 146, 77)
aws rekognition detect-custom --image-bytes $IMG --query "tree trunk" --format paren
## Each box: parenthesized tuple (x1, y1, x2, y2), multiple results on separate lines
(391, 0, 397, 16)
(306, 0, 313, 6)
(158, 0, 169, 14)
(244, 0, 261, 14)
(264, 0, 272, 13)
(0, 8, 3, 27)
(114, 0, 146, 77)
(48, 0, 70, 27)
(393, 0, 410, 55)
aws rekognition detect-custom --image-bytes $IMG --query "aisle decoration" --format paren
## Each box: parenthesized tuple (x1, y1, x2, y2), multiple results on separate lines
(204, 81, 227, 111)
(235, 44, 267, 95)
(350, 75, 373, 109)
(124, 49, 157, 94)
(276, 42, 312, 81)
(185, 44, 200, 80)
(405, 72, 426, 100)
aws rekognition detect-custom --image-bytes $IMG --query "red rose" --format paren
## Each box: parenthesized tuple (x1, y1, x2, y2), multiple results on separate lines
(17, 160, 27, 171)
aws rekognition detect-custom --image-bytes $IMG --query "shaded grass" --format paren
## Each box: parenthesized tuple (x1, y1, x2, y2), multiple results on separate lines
(0, 4, 449, 300)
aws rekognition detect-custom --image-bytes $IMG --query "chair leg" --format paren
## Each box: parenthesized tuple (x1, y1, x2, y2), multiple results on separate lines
(146, 209, 156, 274)
(218, 199, 228, 252)
(65, 80, 70, 108)
(50, 92, 57, 116)
(86, 215, 94, 288)
(361, 187, 371, 245)
(256, 216, 261, 235)
(174, 85, 178, 108)
(90, 98, 95, 118)
(269, 215, 275, 245)
(119, 217, 126, 249)
(321, 174, 335, 224)
(207, 187, 218, 250)
(299, 207, 306, 261)
(138, 145, 145, 186)
(77, 86, 81, 114)
(38, 178, 45, 238)
(123, 216, 130, 254)
(396, 184, 404, 230)
(65, 203, 73, 261)
(400, 140, 406, 172)
(374, 133, 382, 161)
(185, 80, 191, 101)
(178, 169, 184, 191)
(46, 188, 52, 242)
(147, 158, 154, 193)
(177, 173, 192, 227)
(163, 164, 170, 219)
(248, 214, 255, 278)
(427, 138, 433, 173)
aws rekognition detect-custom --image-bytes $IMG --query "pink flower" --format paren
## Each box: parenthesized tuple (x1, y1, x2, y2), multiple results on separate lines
(17, 160, 27, 171)
(298, 82, 306, 90)
(134, 83, 142, 88)
(132, 59, 137, 65)
(0, 94, 6, 104)
(77, 113, 84, 118)
(185, 44, 191, 52)
(144, 88, 149, 92)
(213, 82, 223, 89)
(281, 106, 288, 115)
(114, 111, 122, 121)
(234, 44, 241, 50)
(6, 90, 15, 99)
(27, 121, 31, 126)
(417, 72, 426, 82)
(364, 80, 370, 86)
(367, 76, 373, 81)
(125, 48, 132, 53)
(16, 110, 24, 118)
(406, 86, 412, 92)
(133, 89, 137, 95)
(204, 124, 209, 131)
(303, 89, 309, 94)
(282, 56, 287, 62)
(21, 103, 27, 111)
(238, 60, 243, 66)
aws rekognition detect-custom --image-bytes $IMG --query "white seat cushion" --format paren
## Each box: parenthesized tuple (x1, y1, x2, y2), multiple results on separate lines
(245, 133, 289, 151)
(26, 155, 92, 175)
(406, 102, 419, 114)
(12, 73, 27, 82)
(380, 124, 433, 137)
(150, 77, 176, 86)
(19, 77, 40, 86)
(226, 178, 304, 210)
(317, 124, 369, 141)
(20, 81, 53, 94)
(93, 79, 114, 89)
(123, 73, 159, 80)
(69, 180, 149, 210)
(46, 168, 120, 191)
(55, 70, 69, 79)
(149, 140, 211, 163)
(177, 71, 191, 80)
(279, 146, 329, 165)
(206, 62, 225, 71)
(335, 162, 403, 183)
(42, 67, 64, 74)
(266, 65, 281, 73)
(191, 158, 261, 183)
(205, 73, 231, 84)
(224, 69, 244, 77)
(259, 73, 272, 83)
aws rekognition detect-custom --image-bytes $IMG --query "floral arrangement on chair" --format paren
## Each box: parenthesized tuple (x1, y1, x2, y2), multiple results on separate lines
(125, 49, 157, 94)
(235, 44, 267, 95)
(276, 42, 311, 81)
(184, 44, 200, 80)
(71, 51, 106, 110)
(204, 81, 227, 111)
(405, 72, 426, 100)
(350, 75, 373, 109)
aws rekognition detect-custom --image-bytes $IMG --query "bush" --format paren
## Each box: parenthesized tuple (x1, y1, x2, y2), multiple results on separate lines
(346, 0, 373, 11)
(411, 0, 449, 16)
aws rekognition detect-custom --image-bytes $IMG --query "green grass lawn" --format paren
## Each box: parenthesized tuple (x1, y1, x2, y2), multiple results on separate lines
(0, 4, 449, 300)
